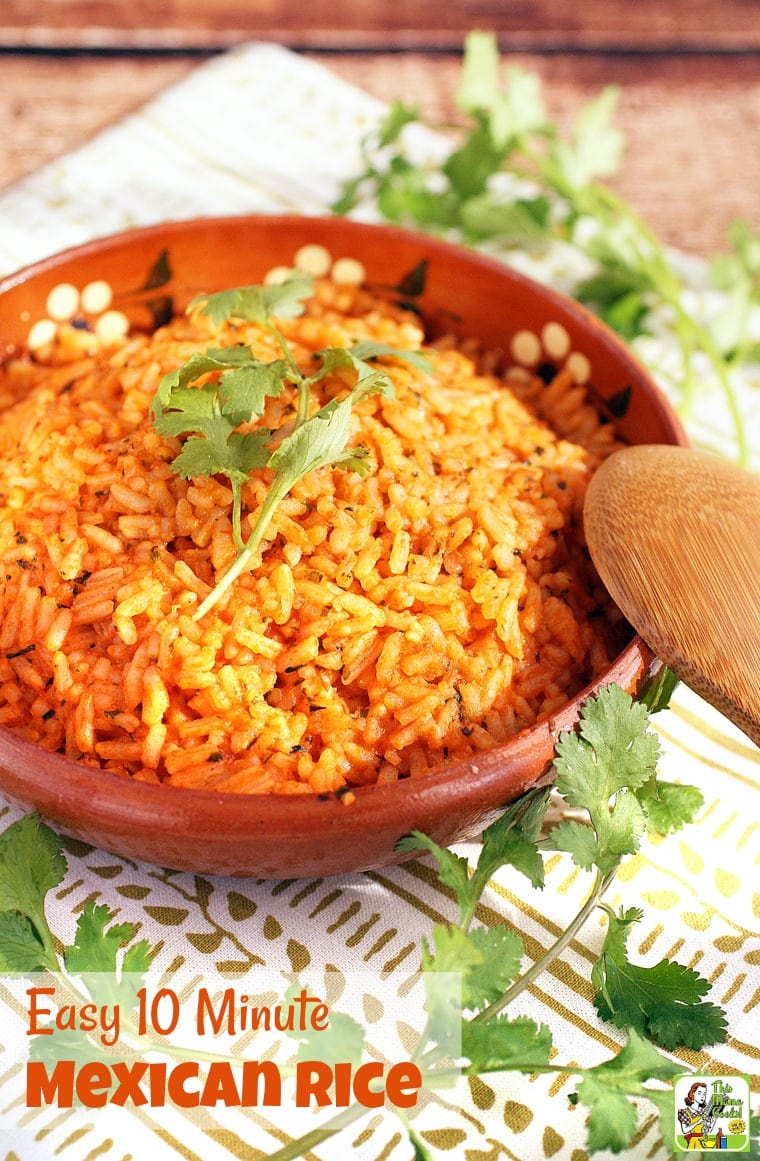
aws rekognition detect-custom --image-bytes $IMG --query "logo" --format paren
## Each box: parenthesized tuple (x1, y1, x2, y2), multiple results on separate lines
(674, 1074, 752, 1152)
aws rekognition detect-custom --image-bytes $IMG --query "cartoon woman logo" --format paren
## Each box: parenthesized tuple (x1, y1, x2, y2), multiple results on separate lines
(677, 1082, 727, 1150)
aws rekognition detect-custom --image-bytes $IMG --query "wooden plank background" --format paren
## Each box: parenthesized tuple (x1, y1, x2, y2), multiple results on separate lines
(5, 0, 760, 51)
(3, 2, 760, 256)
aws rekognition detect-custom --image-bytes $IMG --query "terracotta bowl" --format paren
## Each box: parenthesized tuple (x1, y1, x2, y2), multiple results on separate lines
(0, 215, 686, 878)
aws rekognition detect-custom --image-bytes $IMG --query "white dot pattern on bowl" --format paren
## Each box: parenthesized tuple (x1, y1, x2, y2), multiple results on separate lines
(510, 319, 593, 385)
(331, 257, 367, 286)
(541, 321, 571, 360)
(294, 243, 333, 277)
(27, 318, 58, 351)
(510, 330, 542, 367)
(565, 351, 592, 385)
(81, 279, 114, 314)
(27, 278, 119, 352)
(26, 261, 593, 392)
(94, 310, 130, 344)
(45, 282, 79, 322)
(266, 247, 367, 290)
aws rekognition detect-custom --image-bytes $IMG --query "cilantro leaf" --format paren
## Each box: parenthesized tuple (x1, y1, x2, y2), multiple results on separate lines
(639, 779, 704, 836)
(286, 999, 365, 1069)
(0, 813, 66, 915)
(154, 346, 252, 400)
(377, 98, 420, 148)
(396, 831, 473, 920)
(464, 925, 524, 1009)
(64, 900, 138, 977)
(0, 910, 51, 972)
(591, 907, 728, 1050)
(559, 684, 660, 799)
(218, 359, 289, 424)
(267, 372, 391, 484)
(153, 351, 288, 432)
(377, 164, 459, 231)
(154, 271, 441, 618)
(444, 122, 509, 201)
(575, 1074, 638, 1153)
(420, 922, 524, 1047)
(550, 685, 659, 875)
(64, 900, 153, 1021)
(548, 86, 624, 191)
(398, 787, 549, 928)
(0, 814, 65, 969)
(417, 926, 470, 1054)
(333, 29, 752, 463)
(456, 32, 546, 145)
(462, 1014, 553, 1074)
(190, 271, 314, 325)
(571, 1031, 681, 1153)
(475, 787, 549, 892)
(153, 381, 223, 436)
(575, 269, 652, 342)
(455, 29, 503, 119)
(550, 791, 646, 874)
(422, 923, 483, 980)
(331, 101, 421, 216)
(461, 194, 552, 245)
(171, 424, 271, 484)
(339, 339, 433, 376)
(548, 818, 602, 872)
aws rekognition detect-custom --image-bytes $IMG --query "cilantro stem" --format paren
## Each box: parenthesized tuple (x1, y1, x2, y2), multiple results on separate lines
(459, 787, 550, 934)
(194, 475, 291, 620)
(230, 481, 245, 553)
(28, 908, 61, 972)
(259, 1101, 371, 1161)
(262, 320, 312, 427)
(547, 174, 750, 462)
(471, 866, 618, 1024)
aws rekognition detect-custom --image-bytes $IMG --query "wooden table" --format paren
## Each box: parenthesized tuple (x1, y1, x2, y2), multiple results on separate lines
(3, 1, 760, 257)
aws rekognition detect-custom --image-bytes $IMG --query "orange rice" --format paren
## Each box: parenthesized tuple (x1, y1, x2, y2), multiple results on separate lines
(0, 277, 624, 795)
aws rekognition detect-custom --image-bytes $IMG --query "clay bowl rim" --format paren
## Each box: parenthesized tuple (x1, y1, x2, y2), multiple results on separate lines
(0, 214, 687, 873)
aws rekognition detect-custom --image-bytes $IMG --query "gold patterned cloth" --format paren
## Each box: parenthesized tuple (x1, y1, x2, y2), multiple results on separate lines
(0, 43, 757, 1161)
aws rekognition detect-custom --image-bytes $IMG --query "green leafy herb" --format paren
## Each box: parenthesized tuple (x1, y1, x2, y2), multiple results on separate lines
(0, 813, 65, 971)
(285, 990, 365, 1069)
(152, 272, 432, 618)
(461, 1013, 553, 1075)
(64, 898, 153, 1017)
(570, 1031, 682, 1154)
(334, 29, 755, 466)
(549, 683, 659, 875)
(592, 906, 727, 1049)
(639, 663, 680, 713)
(389, 684, 718, 1158)
(638, 778, 705, 836)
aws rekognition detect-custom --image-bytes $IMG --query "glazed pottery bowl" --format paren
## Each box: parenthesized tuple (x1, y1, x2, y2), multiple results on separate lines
(0, 215, 685, 877)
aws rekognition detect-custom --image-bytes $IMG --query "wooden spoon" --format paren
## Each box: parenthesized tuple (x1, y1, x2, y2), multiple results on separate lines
(584, 444, 760, 746)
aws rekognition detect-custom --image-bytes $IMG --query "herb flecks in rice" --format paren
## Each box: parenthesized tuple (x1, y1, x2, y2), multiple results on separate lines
(0, 276, 623, 794)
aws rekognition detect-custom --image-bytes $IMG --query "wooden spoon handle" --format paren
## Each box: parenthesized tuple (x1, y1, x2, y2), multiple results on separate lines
(584, 445, 760, 746)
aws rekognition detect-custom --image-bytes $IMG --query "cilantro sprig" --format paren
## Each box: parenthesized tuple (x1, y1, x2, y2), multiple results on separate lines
(152, 272, 431, 619)
(335, 29, 755, 467)
(261, 685, 723, 1161)
(0, 814, 156, 1074)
